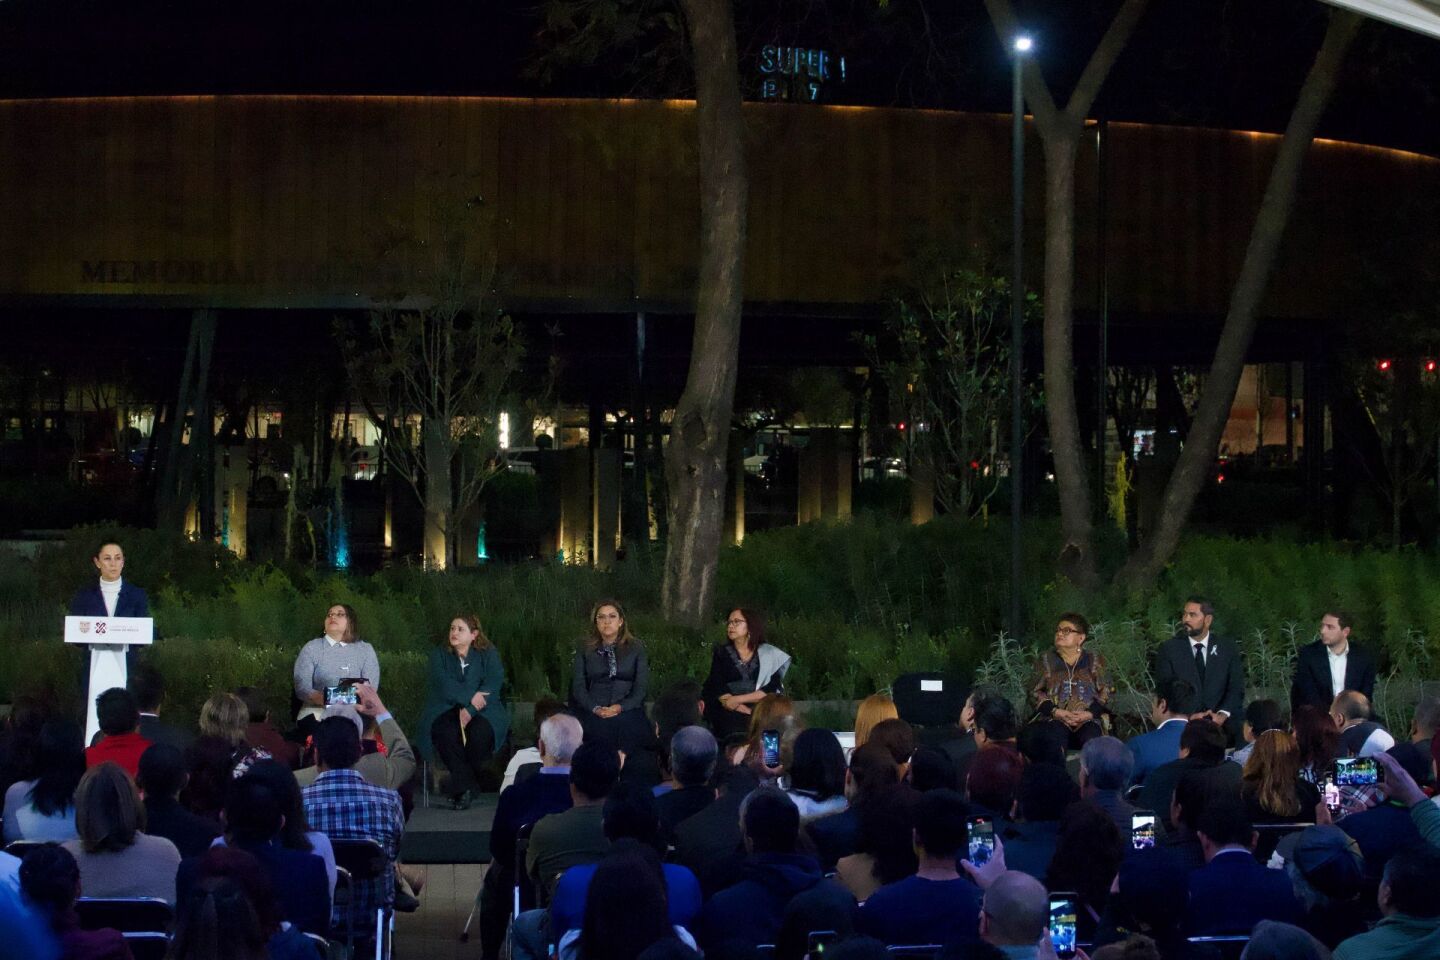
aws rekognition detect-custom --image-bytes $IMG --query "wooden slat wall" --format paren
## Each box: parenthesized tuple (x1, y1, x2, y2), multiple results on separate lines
(0, 95, 1435, 321)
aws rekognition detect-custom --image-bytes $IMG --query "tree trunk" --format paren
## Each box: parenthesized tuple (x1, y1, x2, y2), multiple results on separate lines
(1117, 10, 1362, 588)
(662, 0, 748, 627)
(422, 416, 451, 570)
(1041, 133, 1098, 587)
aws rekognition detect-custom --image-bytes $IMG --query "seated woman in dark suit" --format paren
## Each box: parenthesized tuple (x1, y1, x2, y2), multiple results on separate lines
(1025, 612, 1110, 760)
(702, 608, 791, 744)
(570, 600, 652, 753)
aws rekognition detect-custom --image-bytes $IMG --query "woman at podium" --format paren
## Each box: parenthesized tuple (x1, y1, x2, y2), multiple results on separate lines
(68, 540, 150, 619)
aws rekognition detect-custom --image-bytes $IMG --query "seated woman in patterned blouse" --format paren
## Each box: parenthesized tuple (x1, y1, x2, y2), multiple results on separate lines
(1025, 612, 1110, 760)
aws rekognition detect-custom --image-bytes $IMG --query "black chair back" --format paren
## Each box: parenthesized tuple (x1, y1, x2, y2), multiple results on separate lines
(514, 821, 538, 917)
(331, 838, 388, 881)
(886, 946, 943, 959)
(123, 932, 171, 960)
(3, 840, 47, 860)
(1187, 934, 1250, 960)
(892, 673, 966, 728)
(76, 897, 173, 934)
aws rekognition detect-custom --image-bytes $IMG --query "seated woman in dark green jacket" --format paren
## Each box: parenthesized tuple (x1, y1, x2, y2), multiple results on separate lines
(417, 614, 509, 810)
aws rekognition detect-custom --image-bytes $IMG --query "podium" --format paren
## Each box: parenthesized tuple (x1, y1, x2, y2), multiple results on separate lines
(65, 616, 154, 745)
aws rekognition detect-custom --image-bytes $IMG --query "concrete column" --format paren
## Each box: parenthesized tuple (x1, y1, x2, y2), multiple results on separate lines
(558, 447, 591, 563)
(593, 447, 621, 568)
(910, 458, 936, 525)
(797, 437, 824, 523)
(725, 433, 745, 545)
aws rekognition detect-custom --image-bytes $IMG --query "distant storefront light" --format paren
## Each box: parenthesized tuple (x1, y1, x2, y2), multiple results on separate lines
(757, 45, 844, 103)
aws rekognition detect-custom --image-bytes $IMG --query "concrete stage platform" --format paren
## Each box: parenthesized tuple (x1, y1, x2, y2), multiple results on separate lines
(400, 793, 497, 864)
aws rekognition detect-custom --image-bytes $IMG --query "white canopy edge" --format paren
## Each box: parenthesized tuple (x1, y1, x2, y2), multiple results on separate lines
(1323, 0, 1440, 38)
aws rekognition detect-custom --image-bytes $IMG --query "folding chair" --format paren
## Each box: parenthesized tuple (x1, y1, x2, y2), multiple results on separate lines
(3, 839, 47, 860)
(331, 838, 392, 960)
(886, 946, 943, 959)
(460, 819, 536, 943)
(122, 932, 171, 960)
(75, 897, 174, 934)
(1186, 934, 1250, 960)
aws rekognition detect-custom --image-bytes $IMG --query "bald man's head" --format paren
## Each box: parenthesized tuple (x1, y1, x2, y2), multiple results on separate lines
(1332, 691, 1372, 724)
(981, 871, 1048, 946)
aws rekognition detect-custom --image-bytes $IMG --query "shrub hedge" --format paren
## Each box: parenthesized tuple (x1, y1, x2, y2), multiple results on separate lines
(3, 519, 1439, 735)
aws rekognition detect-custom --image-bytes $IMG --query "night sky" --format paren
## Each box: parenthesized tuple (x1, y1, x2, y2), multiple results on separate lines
(0, 0, 1436, 155)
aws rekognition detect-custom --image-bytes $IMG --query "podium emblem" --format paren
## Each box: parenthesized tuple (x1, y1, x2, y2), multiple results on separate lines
(79, 621, 91, 634)
(95, 623, 107, 635)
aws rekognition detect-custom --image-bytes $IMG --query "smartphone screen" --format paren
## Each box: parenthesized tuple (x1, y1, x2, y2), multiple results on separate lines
(1323, 774, 1341, 813)
(1334, 756, 1381, 787)
(1048, 894, 1078, 959)
(325, 684, 358, 706)
(761, 729, 781, 767)
(967, 817, 995, 865)
(1130, 810, 1156, 850)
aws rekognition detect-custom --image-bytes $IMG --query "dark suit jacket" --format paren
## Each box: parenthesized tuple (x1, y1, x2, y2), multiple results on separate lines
(69, 581, 152, 679)
(1126, 719, 1187, 786)
(144, 796, 221, 859)
(674, 788, 748, 898)
(489, 769, 573, 868)
(1291, 640, 1377, 714)
(570, 642, 650, 712)
(178, 840, 331, 935)
(1139, 757, 1242, 833)
(657, 783, 715, 839)
(69, 582, 150, 618)
(1184, 848, 1303, 936)
(1153, 634, 1244, 740)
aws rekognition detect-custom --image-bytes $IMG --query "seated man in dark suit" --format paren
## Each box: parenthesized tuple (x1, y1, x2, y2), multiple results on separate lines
(479, 712, 583, 960)
(1079, 736, 1135, 839)
(1139, 719, 1241, 834)
(526, 741, 620, 904)
(655, 726, 717, 839)
(1185, 798, 1303, 936)
(1290, 610, 1377, 715)
(137, 742, 220, 859)
(1153, 597, 1245, 743)
(127, 664, 193, 752)
(1161, 767, 1231, 875)
(1125, 678, 1194, 786)
(675, 763, 760, 898)
(1002, 761, 1076, 884)
(698, 787, 853, 954)
(178, 772, 330, 936)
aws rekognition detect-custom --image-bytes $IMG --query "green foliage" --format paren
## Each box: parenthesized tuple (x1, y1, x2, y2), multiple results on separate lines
(861, 267, 1040, 517)
(8, 520, 1440, 736)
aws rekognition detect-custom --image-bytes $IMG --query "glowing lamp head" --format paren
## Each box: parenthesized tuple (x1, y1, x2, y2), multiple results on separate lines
(1427, 360, 1437, 373)
(1013, 35, 1034, 53)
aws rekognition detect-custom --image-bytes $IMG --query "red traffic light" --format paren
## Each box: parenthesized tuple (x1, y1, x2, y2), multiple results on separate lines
(1378, 359, 1392, 372)
(1427, 360, 1437, 373)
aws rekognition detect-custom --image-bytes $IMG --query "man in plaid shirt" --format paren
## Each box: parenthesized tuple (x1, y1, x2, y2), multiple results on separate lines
(304, 715, 406, 927)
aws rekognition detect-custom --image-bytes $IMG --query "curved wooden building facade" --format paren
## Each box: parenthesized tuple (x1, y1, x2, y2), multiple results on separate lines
(0, 94, 1436, 327)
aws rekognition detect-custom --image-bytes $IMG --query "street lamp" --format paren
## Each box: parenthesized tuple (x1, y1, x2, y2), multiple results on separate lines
(1009, 33, 1032, 641)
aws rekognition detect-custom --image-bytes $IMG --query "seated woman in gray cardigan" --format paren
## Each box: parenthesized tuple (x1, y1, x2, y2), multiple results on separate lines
(570, 600, 652, 753)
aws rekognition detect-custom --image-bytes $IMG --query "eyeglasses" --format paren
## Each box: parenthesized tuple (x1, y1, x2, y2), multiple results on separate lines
(596, 613, 621, 621)
(727, 619, 747, 626)
(1055, 627, 1084, 636)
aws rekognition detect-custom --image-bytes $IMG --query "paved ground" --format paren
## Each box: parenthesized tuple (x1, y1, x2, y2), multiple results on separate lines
(393, 862, 489, 960)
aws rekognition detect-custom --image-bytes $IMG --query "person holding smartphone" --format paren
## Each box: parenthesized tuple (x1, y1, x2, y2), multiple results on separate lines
(417, 614, 508, 810)
(702, 608, 791, 743)
(292, 603, 379, 733)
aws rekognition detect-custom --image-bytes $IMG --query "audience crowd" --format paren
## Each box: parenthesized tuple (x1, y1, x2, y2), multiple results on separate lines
(3, 598, 1440, 960)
